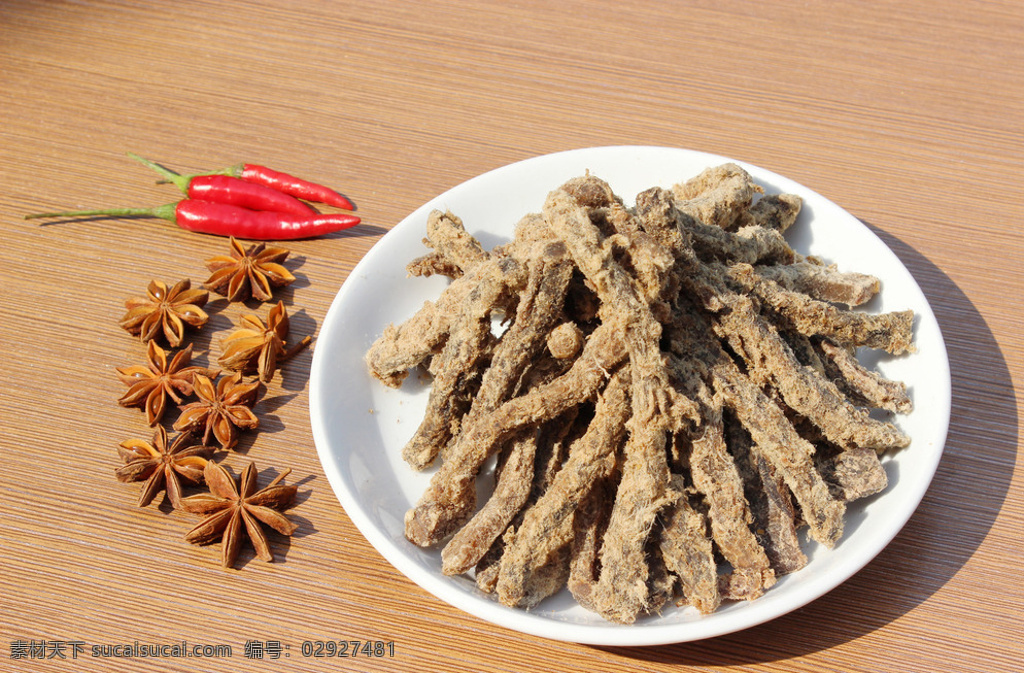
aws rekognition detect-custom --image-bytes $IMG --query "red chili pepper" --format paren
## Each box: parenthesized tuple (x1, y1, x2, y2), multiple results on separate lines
(127, 152, 316, 217)
(185, 163, 355, 211)
(25, 200, 361, 240)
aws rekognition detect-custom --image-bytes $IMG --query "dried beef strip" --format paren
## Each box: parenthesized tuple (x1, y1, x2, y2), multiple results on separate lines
(688, 403, 775, 600)
(406, 252, 462, 279)
(727, 263, 915, 354)
(495, 368, 631, 608)
(401, 256, 526, 469)
(424, 209, 490, 273)
(404, 321, 628, 548)
(755, 259, 880, 307)
(726, 419, 807, 575)
(738, 193, 803, 233)
(670, 163, 764, 230)
(710, 362, 845, 547)
(543, 187, 695, 428)
(366, 257, 521, 387)
(817, 445, 889, 502)
(441, 429, 538, 575)
(712, 291, 911, 453)
(659, 475, 721, 614)
(589, 422, 679, 624)
(567, 476, 615, 612)
(817, 338, 913, 414)
(635, 186, 794, 267)
(469, 242, 573, 412)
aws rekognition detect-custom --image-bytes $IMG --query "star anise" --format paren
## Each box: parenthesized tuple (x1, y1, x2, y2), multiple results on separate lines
(173, 373, 260, 450)
(115, 426, 216, 508)
(204, 236, 295, 303)
(180, 461, 298, 568)
(116, 341, 219, 425)
(120, 279, 210, 347)
(218, 301, 311, 383)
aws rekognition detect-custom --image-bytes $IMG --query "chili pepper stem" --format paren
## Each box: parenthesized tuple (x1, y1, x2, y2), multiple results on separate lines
(126, 152, 191, 193)
(25, 203, 178, 221)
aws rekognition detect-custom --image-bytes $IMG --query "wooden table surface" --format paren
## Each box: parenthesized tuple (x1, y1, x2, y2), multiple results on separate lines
(2, 1, 1021, 671)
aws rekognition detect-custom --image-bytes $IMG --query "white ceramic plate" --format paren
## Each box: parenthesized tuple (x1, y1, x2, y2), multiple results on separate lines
(309, 146, 950, 646)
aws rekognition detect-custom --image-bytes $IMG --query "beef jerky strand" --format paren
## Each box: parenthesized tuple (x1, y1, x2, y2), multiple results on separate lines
(589, 422, 678, 624)
(366, 257, 522, 387)
(711, 362, 846, 547)
(670, 163, 764, 230)
(424, 209, 490, 272)
(659, 476, 721, 614)
(441, 429, 538, 575)
(727, 417, 808, 575)
(738, 193, 803, 233)
(755, 259, 880, 307)
(817, 338, 913, 414)
(713, 292, 911, 452)
(401, 257, 525, 469)
(817, 445, 889, 502)
(403, 322, 627, 547)
(688, 403, 775, 600)
(495, 367, 631, 608)
(727, 263, 915, 354)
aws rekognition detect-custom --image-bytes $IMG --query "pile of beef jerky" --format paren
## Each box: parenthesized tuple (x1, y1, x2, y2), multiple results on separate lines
(365, 164, 914, 624)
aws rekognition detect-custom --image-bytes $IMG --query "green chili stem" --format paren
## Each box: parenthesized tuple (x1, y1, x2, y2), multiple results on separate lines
(126, 152, 190, 192)
(24, 203, 178, 221)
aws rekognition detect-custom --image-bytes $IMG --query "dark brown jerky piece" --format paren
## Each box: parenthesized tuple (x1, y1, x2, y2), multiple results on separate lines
(567, 475, 616, 612)
(817, 338, 913, 414)
(401, 256, 525, 469)
(755, 259, 880, 307)
(739, 193, 803, 233)
(366, 257, 523, 387)
(670, 163, 764, 230)
(712, 290, 911, 452)
(441, 429, 538, 575)
(710, 361, 846, 547)
(727, 263, 915, 354)
(635, 186, 794, 266)
(659, 475, 721, 614)
(688, 403, 775, 600)
(727, 417, 807, 575)
(406, 251, 463, 279)
(543, 187, 695, 429)
(495, 368, 631, 608)
(817, 445, 889, 501)
(404, 321, 627, 547)
(424, 209, 490, 272)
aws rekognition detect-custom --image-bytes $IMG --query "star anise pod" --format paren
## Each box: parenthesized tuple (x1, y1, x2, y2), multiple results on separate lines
(218, 301, 311, 383)
(119, 279, 210, 347)
(116, 341, 219, 425)
(115, 426, 215, 509)
(204, 236, 295, 303)
(173, 373, 260, 450)
(180, 461, 298, 568)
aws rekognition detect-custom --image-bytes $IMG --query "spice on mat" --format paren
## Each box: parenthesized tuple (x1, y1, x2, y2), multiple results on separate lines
(115, 426, 215, 509)
(116, 341, 219, 426)
(217, 301, 311, 383)
(126, 152, 317, 217)
(203, 236, 295, 303)
(119, 279, 210, 347)
(173, 373, 260, 450)
(366, 164, 915, 623)
(179, 461, 297, 568)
